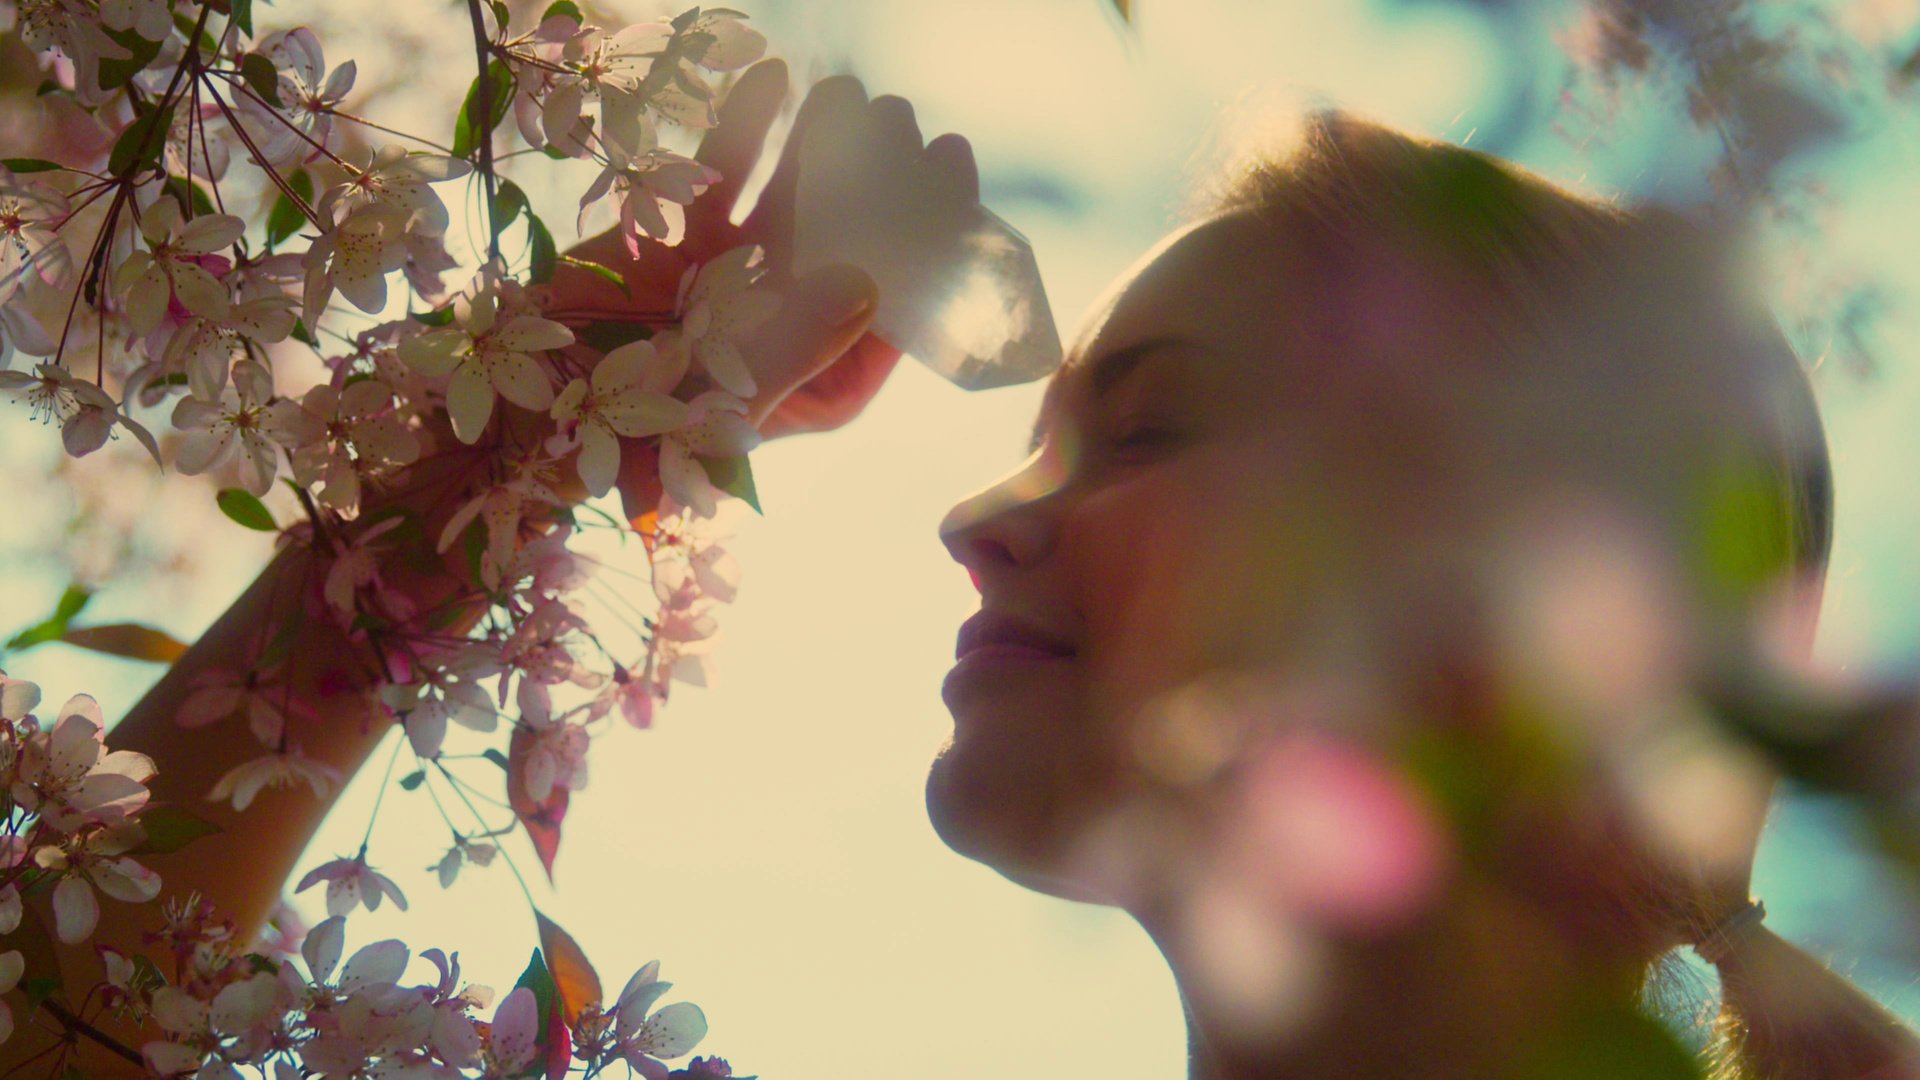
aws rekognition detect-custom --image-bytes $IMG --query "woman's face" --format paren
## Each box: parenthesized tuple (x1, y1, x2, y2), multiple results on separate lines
(927, 211, 1491, 897)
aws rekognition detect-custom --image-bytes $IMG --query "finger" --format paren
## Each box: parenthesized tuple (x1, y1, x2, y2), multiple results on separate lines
(694, 58, 790, 220)
(745, 75, 869, 261)
(743, 263, 879, 425)
(924, 133, 979, 203)
(868, 94, 924, 159)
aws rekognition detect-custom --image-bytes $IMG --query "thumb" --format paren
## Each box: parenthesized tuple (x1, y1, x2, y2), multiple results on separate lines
(745, 263, 879, 426)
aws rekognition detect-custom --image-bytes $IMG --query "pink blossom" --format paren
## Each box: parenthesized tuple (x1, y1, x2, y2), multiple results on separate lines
(296, 854, 410, 917)
(207, 748, 341, 811)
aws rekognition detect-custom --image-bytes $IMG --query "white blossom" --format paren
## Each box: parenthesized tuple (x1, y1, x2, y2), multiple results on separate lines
(550, 338, 688, 497)
(399, 288, 569, 444)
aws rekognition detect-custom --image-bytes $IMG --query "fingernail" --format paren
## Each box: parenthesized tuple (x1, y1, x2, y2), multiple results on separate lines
(817, 265, 878, 325)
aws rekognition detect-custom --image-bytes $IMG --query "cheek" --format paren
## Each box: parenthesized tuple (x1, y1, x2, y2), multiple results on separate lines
(1067, 441, 1312, 734)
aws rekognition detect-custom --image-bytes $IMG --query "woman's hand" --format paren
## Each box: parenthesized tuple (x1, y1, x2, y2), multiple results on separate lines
(546, 62, 979, 443)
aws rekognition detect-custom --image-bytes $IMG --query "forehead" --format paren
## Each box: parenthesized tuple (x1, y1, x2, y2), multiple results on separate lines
(1072, 214, 1289, 371)
(1032, 216, 1296, 431)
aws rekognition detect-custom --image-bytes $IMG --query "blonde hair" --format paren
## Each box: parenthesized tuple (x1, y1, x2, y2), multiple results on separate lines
(1194, 110, 1907, 1080)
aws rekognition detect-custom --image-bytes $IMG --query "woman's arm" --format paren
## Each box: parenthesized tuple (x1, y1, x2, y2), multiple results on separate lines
(7, 60, 973, 1072)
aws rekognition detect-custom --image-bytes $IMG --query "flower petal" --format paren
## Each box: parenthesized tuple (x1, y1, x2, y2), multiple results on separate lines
(445, 366, 496, 444)
(491, 352, 555, 411)
(577, 423, 620, 498)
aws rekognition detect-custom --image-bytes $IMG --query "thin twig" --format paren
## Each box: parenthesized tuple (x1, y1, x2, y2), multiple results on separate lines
(465, 0, 502, 262)
(40, 1001, 144, 1067)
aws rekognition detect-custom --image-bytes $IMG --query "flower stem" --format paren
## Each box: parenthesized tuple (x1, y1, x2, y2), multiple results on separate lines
(39, 1001, 143, 1068)
(466, 0, 502, 264)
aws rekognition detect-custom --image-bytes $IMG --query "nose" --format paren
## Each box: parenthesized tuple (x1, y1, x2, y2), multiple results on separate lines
(939, 447, 1067, 582)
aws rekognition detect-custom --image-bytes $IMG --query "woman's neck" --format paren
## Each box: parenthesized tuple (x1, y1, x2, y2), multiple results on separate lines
(1143, 872, 1657, 1080)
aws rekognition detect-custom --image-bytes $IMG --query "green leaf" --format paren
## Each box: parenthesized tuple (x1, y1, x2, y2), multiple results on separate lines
(490, 0, 511, 33)
(216, 489, 279, 532)
(491, 179, 528, 243)
(483, 748, 510, 770)
(513, 949, 558, 1028)
(540, 1, 583, 23)
(574, 321, 652, 354)
(266, 168, 314, 248)
(240, 51, 283, 107)
(171, 8, 216, 51)
(1, 158, 63, 174)
(256, 617, 300, 669)
(109, 101, 176, 176)
(131, 806, 222, 854)
(451, 60, 516, 159)
(51, 585, 91, 626)
(291, 318, 320, 348)
(97, 27, 164, 92)
(231, 0, 255, 38)
(24, 977, 61, 1011)
(59, 623, 189, 663)
(399, 770, 426, 791)
(5, 585, 94, 653)
(556, 255, 628, 294)
(129, 954, 166, 992)
(411, 305, 457, 327)
(527, 211, 557, 285)
(700, 454, 762, 514)
(164, 175, 215, 219)
(460, 516, 488, 586)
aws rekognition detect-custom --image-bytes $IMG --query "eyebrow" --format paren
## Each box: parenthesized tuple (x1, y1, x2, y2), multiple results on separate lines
(1027, 336, 1193, 452)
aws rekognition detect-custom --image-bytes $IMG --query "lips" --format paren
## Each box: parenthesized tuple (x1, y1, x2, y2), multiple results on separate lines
(954, 610, 1076, 662)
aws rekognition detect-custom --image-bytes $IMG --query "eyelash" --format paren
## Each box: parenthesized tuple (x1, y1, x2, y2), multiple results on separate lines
(1106, 418, 1180, 455)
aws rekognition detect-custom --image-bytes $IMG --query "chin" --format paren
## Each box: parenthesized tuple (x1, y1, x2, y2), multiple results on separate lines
(924, 727, 1138, 907)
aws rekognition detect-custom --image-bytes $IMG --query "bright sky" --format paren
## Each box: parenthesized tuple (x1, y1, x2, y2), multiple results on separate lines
(7, 1, 1920, 1077)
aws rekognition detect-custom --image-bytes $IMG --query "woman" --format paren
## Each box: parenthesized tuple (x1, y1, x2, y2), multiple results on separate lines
(14, 61, 1917, 1078)
(923, 109, 1918, 1078)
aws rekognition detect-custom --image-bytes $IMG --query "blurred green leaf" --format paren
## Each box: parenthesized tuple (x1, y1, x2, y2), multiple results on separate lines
(240, 51, 283, 107)
(700, 454, 762, 514)
(452, 60, 516, 160)
(399, 770, 426, 791)
(24, 977, 61, 1011)
(6, 585, 94, 653)
(109, 101, 175, 176)
(1, 158, 63, 174)
(132, 806, 222, 854)
(541, 1, 582, 22)
(527, 211, 557, 285)
(267, 169, 314, 248)
(98, 27, 163, 92)
(491, 179, 528, 242)
(557, 255, 627, 294)
(216, 489, 278, 532)
(231, 0, 254, 38)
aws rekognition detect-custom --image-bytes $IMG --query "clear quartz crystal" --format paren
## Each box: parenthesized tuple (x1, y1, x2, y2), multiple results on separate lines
(792, 120, 1063, 390)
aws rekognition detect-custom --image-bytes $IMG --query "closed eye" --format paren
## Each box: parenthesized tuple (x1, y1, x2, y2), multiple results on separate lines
(1105, 421, 1185, 458)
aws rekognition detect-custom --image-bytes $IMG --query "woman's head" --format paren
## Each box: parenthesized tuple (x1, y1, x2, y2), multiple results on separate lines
(926, 112, 1830, 928)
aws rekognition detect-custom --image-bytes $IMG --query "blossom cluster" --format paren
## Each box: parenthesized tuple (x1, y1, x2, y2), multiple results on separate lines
(1, 1, 781, 1072)
(3, 0, 775, 907)
(0, 673, 734, 1078)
